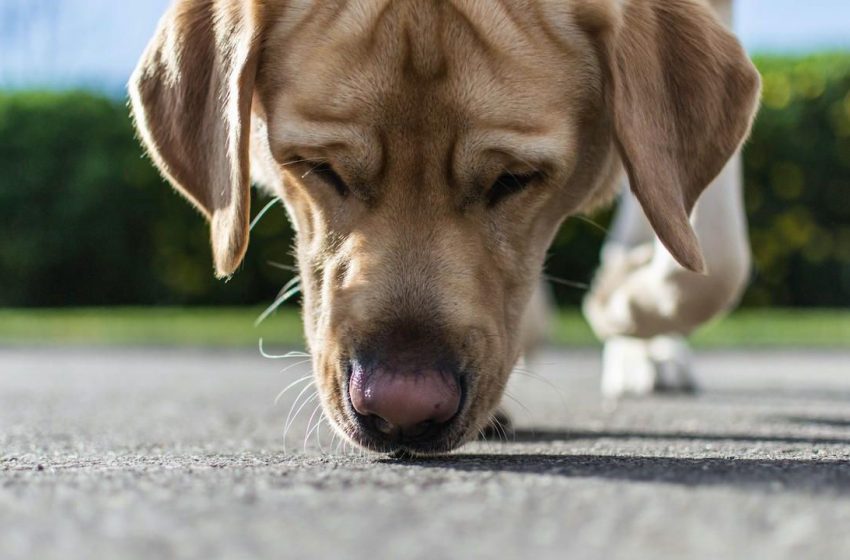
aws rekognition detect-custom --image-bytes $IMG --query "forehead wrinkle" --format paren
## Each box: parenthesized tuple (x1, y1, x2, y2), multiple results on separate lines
(293, 101, 358, 125)
(269, 0, 348, 46)
(271, 118, 358, 153)
(456, 127, 576, 174)
(266, 0, 589, 179)
(351, 0, 537, 80)
(400, 1, 449, 80)
(478, 120, 554, 136)
(340, 0, 395, 46)
(493, 0, 545, 46)
(529, 1, 592, 60)
(449, 0, 537, 56)
(439, 1, 498, 59)
(356, 1, 462, 84)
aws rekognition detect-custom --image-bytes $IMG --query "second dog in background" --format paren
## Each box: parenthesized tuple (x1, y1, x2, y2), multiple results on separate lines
(583, 0, 752, 398)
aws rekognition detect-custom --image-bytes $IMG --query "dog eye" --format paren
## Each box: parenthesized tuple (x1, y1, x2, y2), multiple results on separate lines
(487, 171, 541, 207)
(300, 160, 350, 197)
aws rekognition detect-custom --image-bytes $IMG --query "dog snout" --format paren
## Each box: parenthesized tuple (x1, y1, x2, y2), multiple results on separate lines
(349, 361, 461, 440)
(343, 322, 469, 449)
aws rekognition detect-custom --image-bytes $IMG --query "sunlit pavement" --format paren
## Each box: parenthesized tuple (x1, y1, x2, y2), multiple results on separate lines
(2, 346, 850, 559)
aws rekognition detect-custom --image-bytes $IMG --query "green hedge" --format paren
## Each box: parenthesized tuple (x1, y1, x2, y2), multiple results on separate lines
(0, 92, 296, 307)
(1, 53, 848, 308)
(742, 54, 850, 307)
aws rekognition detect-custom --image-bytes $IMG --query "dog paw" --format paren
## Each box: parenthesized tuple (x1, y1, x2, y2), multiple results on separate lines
(601, 335, 697, 399)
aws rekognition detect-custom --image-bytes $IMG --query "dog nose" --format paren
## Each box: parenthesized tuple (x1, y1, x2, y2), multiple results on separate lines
(348, 361, 461, 439)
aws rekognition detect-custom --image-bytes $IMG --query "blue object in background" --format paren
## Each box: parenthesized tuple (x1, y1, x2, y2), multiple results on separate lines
(1, 0, 850, 91)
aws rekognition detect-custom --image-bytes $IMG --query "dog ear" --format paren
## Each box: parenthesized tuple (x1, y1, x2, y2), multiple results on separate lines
(129, 1, 263, 278)
(599, 0, 760, 272)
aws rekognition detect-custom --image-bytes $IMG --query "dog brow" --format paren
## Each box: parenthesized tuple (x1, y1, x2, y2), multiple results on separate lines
(293, 104, 356, 125)
(481, 121, 552, 136)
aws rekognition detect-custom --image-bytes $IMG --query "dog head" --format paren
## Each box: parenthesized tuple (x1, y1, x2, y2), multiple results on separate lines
(131, 0, 759, 454)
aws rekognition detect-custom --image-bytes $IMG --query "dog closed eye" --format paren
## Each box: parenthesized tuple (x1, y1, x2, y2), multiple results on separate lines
(487, 171, 542, 207)
(298, 159, 350, 197)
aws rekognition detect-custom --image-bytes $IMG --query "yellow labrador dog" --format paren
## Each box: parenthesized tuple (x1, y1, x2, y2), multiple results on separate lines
(130, 0, 760, 455)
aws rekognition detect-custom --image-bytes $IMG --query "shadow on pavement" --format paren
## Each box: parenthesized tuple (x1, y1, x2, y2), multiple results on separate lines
(779, 415, 850, 429)
(506, 428, 850, 447)
(389, 453, 850, 493)
(380, 423, 850, 492)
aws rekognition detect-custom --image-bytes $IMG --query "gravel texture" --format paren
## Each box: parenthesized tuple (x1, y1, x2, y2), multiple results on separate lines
(2, 346, 850, 559)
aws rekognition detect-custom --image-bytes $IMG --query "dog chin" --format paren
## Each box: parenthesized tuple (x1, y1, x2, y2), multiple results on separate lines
(346, 430, 469, 457)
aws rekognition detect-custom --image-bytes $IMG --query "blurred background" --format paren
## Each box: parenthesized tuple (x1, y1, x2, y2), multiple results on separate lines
(0, 0, 848, 347)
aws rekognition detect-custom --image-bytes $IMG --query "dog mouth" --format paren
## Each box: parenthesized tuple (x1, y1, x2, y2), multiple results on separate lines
(340, 361, 471, 456)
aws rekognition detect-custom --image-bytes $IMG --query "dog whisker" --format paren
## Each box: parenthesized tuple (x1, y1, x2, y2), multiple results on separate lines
(314, 416, 330, 454)
(283, 386, 318, 452)
(476, 425, 498, 454)
(512, 366, 569, 412)
(280, 157, 323, 168)
(304, 407, 331, 454)
(495, 414, 512, 443)
(283, 393, 319, 455)
(284, 383, 318, 429)
(502, 390, 533, 421)
(278, 360, 313, 376)
(487, 413, 509, 444)
(542, 274, 590, 291)
(571, 214, 610, 236)
(258, 339, 310, 360)
(249, 197, 282, 232)
(277, 275, 303, 298)
(509, 153, 542, 175)
(512, 367, 560, 392)
(312, 416, 332, 455)
(300, 160, 329, 180)
(485, 414, 500, 444)
(303, 403, 324, 453)
(274, 374, 314, 406)
(268, 261, 299, 274)
(255, 281, 303, 326)
(325, 428, 339, 455)
(333, 431, 344, 456)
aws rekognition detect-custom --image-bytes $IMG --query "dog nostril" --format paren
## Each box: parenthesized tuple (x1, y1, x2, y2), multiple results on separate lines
(403, 421, 433, 439)
(371, 416, 434, 440)
(373, 416, 396, 436)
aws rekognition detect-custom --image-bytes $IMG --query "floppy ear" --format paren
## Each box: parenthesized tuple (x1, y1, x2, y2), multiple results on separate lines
(129, 0, 263, 278)
(601, 0, 760, 272)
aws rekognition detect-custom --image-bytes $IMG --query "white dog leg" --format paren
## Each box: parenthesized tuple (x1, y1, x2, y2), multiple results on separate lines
(647, 335, 697, 393)
(601, 335, 696, 399)
(601, 337, 656, 398)
(589, 153, 748, 396)
(589, 0, 740, 398)
(585, 154, 751, 339)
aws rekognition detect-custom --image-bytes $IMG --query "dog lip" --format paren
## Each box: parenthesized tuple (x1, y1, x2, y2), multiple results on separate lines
(342, 360, 470, 454)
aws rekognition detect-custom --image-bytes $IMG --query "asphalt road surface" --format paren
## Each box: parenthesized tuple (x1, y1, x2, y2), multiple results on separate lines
(2, 346, 850, 559)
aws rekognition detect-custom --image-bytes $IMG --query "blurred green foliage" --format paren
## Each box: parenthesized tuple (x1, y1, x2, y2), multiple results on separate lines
(742, 54, 850, 307)
(0, 91, 296, 307)
(0, 53, 848, 308)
